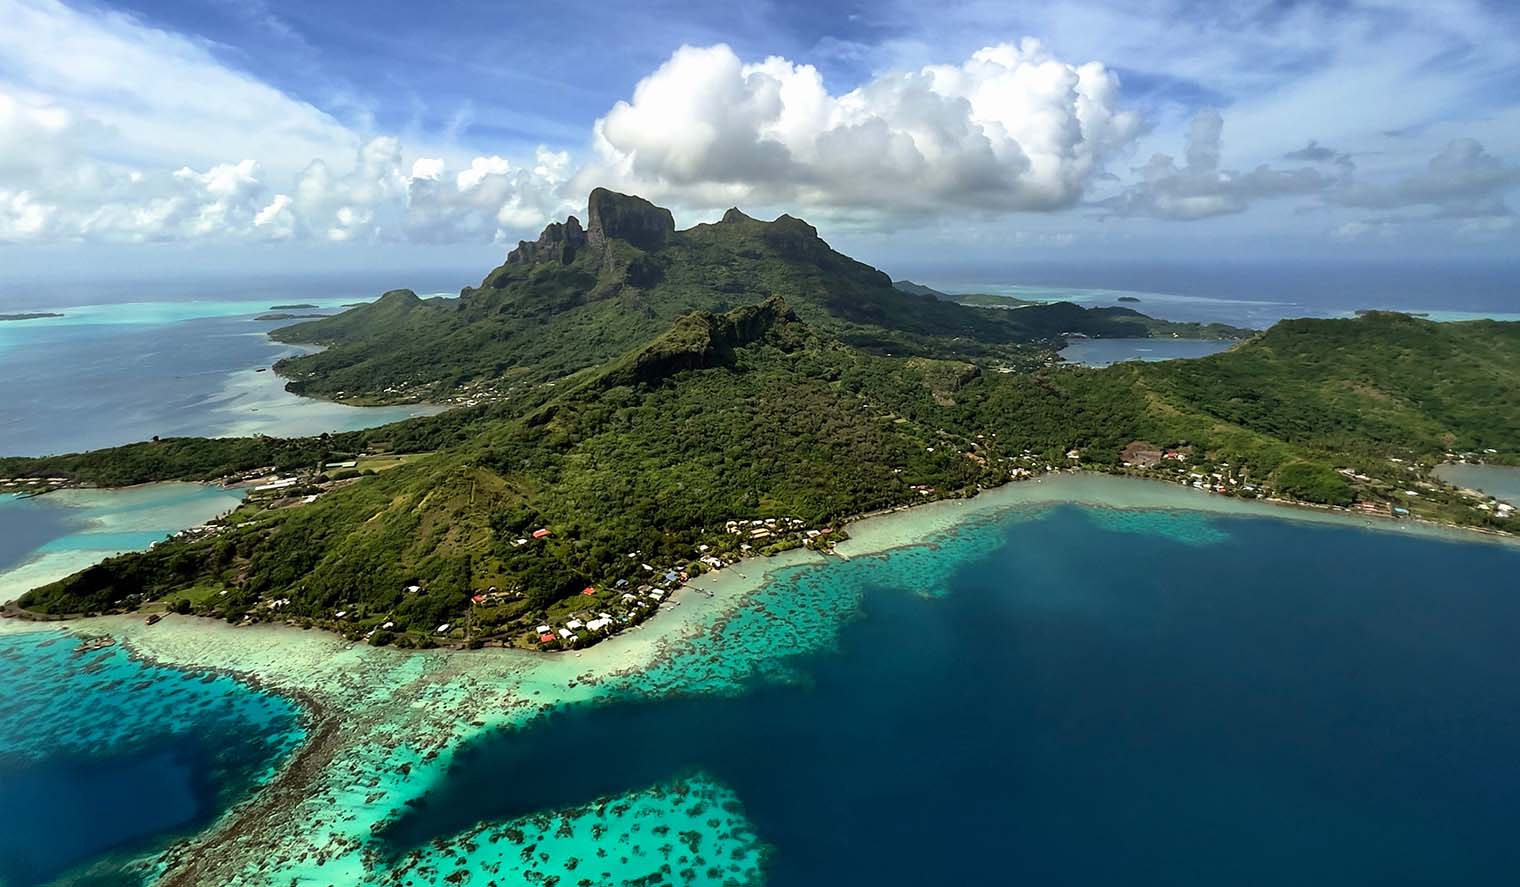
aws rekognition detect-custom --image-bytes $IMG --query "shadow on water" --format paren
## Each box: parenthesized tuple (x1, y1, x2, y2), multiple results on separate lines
(380, 507, 1520, 886)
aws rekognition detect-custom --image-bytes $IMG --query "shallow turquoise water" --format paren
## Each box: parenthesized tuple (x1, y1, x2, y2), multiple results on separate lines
(0, 485, 242, 603)
(384, 504, 1520, 886)
(0, 299, 440, 456)
(0, 631, 305, 886)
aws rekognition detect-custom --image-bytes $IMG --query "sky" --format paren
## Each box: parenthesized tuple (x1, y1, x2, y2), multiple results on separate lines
(1, 0, 1518, 282)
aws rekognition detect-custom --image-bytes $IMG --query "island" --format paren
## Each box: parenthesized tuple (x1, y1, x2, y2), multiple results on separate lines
(2, 189, 1516, 652)
(1117, 296, 1141, 303)
(255, 312, 332, 321)
(0, 311, 64, 321)
(269, 303, 320, 310)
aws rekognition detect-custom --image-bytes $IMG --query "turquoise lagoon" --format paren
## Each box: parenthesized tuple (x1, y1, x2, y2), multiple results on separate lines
(0, 631, 304, 887)
(0, 484, 243, 605)
(0, 297, 443, 456)
(5, 479, 1520, 886)
(379, 501, 1520, 886)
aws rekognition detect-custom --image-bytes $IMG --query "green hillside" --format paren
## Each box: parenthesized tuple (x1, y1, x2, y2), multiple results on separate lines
(269, 189, 1249, 404)
(4, 192, 1517, 647)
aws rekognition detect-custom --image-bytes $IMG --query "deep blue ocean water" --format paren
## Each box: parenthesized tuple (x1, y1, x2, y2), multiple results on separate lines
(384, 505, 1520, 886)
(0, 632, 305, 887)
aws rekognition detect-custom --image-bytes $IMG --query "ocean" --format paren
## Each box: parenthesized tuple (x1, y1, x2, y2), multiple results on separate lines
(376, 504, 1520, 886)
(921, 258, 1520, 328)
(0, 272, 465, 456)
(0, 632, 304, 887)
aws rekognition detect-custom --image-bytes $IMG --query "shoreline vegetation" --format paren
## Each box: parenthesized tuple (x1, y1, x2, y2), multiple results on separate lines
(3, 471, 1513, 884)
(1, 189, 1517, 654)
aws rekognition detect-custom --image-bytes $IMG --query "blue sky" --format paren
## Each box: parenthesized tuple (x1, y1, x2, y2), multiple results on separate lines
(1, 0, 1518, 280)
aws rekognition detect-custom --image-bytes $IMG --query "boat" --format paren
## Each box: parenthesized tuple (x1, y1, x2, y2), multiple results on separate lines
(144, 613, 162, 625)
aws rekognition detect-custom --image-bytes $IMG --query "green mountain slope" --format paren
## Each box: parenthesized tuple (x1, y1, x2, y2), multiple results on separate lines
(13, 301, 1002, 638)
(12, 306, 1520, 644)
(269, 189, 1248, 404)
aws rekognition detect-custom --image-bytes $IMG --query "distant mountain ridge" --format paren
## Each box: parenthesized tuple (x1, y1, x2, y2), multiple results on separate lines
(271, 189, 1249, 404)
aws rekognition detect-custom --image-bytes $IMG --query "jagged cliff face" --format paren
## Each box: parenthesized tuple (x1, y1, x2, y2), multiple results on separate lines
(505, 216, 586, 266)
(586, 187, 674, 252)
(506, 188, 677, 266)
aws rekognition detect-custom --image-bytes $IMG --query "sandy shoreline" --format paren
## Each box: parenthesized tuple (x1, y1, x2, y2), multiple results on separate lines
(3, 470, 1515, 884)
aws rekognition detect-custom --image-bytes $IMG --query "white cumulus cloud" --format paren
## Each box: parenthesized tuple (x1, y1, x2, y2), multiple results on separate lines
(579, 39, 1142, 216)
(1099, 110, 1336, 220)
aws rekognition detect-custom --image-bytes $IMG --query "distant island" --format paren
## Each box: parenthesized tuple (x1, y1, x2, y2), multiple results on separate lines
(269, 303, 319, 310)
(0, 312, 64, 321)
(256, 312, 331, 321)
(1358, 308, 1429, 318)
(1117, 296, 1141, 303)
(2, 189, 1516, 652)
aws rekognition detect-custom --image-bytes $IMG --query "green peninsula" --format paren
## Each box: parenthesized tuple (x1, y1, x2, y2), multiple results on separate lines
(3, 190, 1517, 649)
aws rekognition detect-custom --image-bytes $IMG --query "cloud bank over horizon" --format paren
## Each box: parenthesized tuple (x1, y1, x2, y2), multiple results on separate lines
(0, 0, 1516, 261)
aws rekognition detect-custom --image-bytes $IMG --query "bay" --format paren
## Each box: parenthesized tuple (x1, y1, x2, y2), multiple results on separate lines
(380, 503, 1520, 886)
(1433, 463, 1520, 506)
(0, 484, 242, 605)
(0, 304, 442, 457)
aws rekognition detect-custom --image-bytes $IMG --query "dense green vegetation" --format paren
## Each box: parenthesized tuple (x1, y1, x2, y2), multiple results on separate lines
(0, 405, 515, 486)
(5, 191, 1518, 645)
(269, 190, 1247, 405)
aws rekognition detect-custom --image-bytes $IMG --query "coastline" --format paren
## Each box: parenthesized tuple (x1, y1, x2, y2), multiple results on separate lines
(835, 471, 1517, 561)
(4, 470, 1516, 884)
(205, 337, 445, 437)
(0, 483, 243, 606)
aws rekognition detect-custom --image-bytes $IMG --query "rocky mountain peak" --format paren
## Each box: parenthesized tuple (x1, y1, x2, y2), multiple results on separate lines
(586, 188, 675, 252)
(506, 215, 586, 266)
